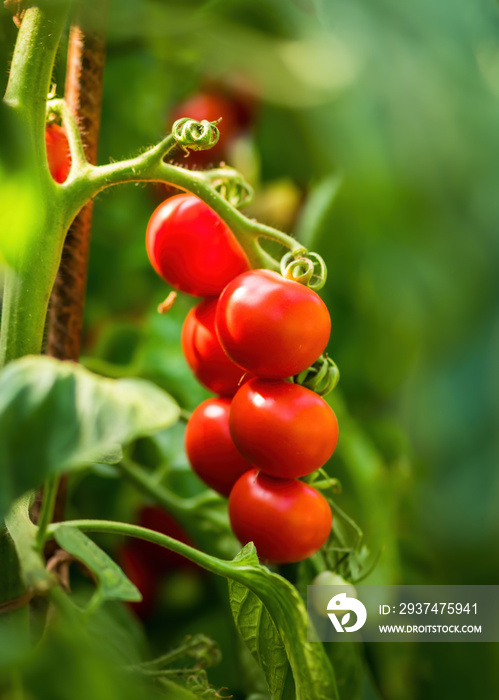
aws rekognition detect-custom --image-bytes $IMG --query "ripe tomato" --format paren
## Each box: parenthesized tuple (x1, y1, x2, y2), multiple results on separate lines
(146, 194, 250, 297)
(228, 469, 332, 563)
(182, 298, 250, 396)
(215, 269, 331, 378)
(229, 378, 338, 479)
(45, 123, 71, 183)
(185, 397, 253, 496)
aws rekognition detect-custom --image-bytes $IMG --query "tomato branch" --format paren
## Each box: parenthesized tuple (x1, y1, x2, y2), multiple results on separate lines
(64, 150, 303, 269)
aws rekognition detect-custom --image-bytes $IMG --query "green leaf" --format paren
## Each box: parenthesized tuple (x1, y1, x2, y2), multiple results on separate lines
(226, 544, 338, 700)
(0, 356, 180, 517)
(228, 577, 292, 700)
(54, 525, 141, 606)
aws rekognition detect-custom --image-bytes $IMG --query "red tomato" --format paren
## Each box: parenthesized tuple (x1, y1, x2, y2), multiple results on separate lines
(228, 469, 332, 563)
(185, 397, 253, 496)
(229, 378, 338, 478)
(170, 91, 250, 165)
(215, 269, 331, 378)
(182, 298, 250, 396)
(45, 123, 71, 183)
(146, 194, 250, 296)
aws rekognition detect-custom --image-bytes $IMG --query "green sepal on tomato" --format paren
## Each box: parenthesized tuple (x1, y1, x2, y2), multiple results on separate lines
(228, 469, 332, 564)
(45, 123, 71, 183)
(185, 397, 253, 497)
(181, 297, 251, 396)
(229, 378, 339, 479)
(215, 269, 331, 378)
(146, 194, 250, 297)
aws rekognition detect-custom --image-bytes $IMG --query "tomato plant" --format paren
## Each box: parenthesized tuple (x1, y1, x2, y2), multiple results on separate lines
(145, 193, 250, 296)
(185, 397, 253, 496)
(228, 469, 333, 563)
(229, 377, 339, 478)
(181, 297, 250, 396)
(0, 4, 363, 700)
(216, 269, 331, 378)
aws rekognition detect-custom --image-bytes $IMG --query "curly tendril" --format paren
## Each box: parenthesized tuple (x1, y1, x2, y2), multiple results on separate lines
(172, 117, 221, 155)
(280, 250, 328, 290)
(211, 175, 253, 208)
(294, 354, 340, 397)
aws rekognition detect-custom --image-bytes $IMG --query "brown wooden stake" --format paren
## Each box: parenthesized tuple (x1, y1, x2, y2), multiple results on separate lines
(46, 1, 108, 362)
(44, 2, 108, 529)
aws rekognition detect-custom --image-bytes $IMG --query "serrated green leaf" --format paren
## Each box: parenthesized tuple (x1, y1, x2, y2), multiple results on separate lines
(0, 356, 180, 517)
(228, 580, 292, 700)
(54, 525, 141, 605)
(224, 544, 338, 700)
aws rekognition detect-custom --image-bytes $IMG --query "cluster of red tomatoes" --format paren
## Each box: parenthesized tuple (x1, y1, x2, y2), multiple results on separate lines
(146, 194, 339, 564)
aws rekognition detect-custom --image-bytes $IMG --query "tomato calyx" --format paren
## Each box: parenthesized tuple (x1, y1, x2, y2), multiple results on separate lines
(293, 354, 340, 397)
(280, 249, 328, 290)
(172, 117, 221, 155)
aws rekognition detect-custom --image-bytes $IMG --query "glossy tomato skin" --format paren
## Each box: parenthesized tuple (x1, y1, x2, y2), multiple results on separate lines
(229, 378, 339, 478)
(45, 123, 71, 183)
(146, 194, 250, 296)
(228, 469, 332, 564)
(182, 298, 250, 396)
(185, 397, 253, 496)
(216, 269, 331, 378)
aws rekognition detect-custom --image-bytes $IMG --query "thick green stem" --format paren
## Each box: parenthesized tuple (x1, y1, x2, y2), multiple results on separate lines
(0, 206, 73, 366)
(4, 2, 70, 157)
(0, 2, 71, 367)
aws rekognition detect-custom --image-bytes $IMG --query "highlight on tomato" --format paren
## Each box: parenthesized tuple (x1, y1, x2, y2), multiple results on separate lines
(146, 194, 250, 296)
(216, 269, 331, 378)
(228, 469, 332, 564)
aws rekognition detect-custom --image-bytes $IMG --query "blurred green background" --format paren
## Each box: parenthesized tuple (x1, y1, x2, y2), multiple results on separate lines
(2, 0, 499, 697)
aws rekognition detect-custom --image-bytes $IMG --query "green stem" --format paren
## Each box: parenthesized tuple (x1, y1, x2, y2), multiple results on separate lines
(117, 458, 231, 561)
(68, 157, 302, 270)
(119, 458, 197, 516)
(0, 2, 71, 367)
(35, 475, 60, 551)
(47, 519, 241, 579)
(5, 495, 53, 593)
(47, 98, 88, 173)
(4, 2, 70, 156)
